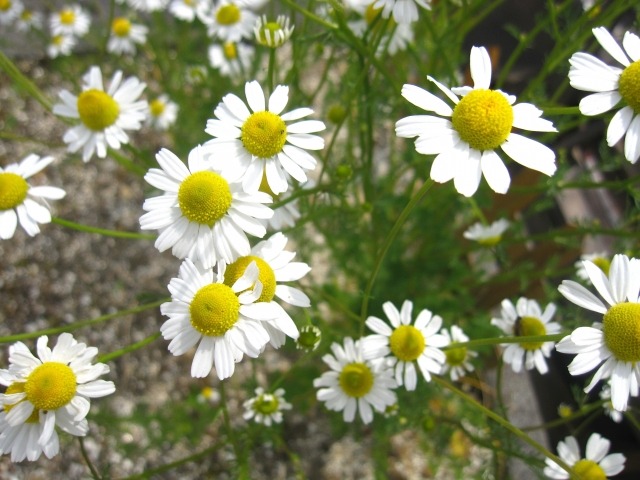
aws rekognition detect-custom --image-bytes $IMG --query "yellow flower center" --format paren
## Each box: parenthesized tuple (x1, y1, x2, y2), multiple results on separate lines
(224, 255, 276, 302)
(572, 459, 606, 480)
(445, 343, 468, 367)
(52, 35, 63, 46)
(112, 17, 132, 37)
(591, 256, 611, 276)
(389, 325, 426, 362)
(451, 89, 514, 151)
(0, 172, 29, 210)
(516, 316, 547, 351)
(216, 4, 241, 25)
(21, 9, 33, 20)
(223, 41, 237, 60)
(602, 302, 640, 362)
(59, 9, 75, 25)
(77, 89, 120, 131)
(241, 111, 287, 158)
(0, 0, 11, 12)
(339, 362, 374, 398)
(478, 235, 502, 247)
(24, 362, 77, 411)
(3, 383, 40, 423)
(253, 393, 280, 414)
(619, 60, 640, 114)
(189, 283, 240, 336)
(149, 99, 166, 117)
(177, 171, 232, 226)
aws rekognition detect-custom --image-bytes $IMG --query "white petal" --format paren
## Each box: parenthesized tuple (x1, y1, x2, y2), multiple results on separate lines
(607, 106, 634, 146)
(245, 80, 265, 112)
(470, 46, 492, 89)
(558, 280, 607, 314)
(579, 91, 621, 116)
(622, 31, 640, 62)
(501, 133, 556, 176)
(593, 27, 630, 67)
(481, 150, 510, 194)
(623, 114, 640, 163)
(454, 148, 482, 197)
(401, 84, 452, 117)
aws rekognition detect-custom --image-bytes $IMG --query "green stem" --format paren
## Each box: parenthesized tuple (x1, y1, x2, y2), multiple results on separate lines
(280, 0, 338, 30)
(271, 186, 325, 209)
(267, 47, 276, 92)
(467, 197, 488, 225)
(521, 401, 603, 432)
(219, 381, 249, 479)
(443, 333, 566, 350)
(0, 299, 166, 344)
(540, 106, 581, 116)
(109, 148, 148, 176)
(0, 50, 52, 111)
(79, 437, 102, 480)
(433, 376, 576, 478)
(52, 217, 156, 240)
(98, 332, 162, 363)
(359, 180, 434, 329)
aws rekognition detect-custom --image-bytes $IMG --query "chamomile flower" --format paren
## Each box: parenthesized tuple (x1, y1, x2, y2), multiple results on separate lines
(107, 17, 148, 56)
(243, 387, 291, 426)
(0, 334, 115, 461)
(49, 4, 90, 37)
(0, 0, 23, 25)
(208, 41, 254, 78)
(53, 66, 148, 162)
(556, 254, 640, 411)
(348, 2, 414, 56)
(362, 300, 449, 390)
(197, 0, 256, 42)
(169, 0, 201, 21)
(372, 0, 431, 24)
(16, 8, 43, 32)
(463, 218, 510, 246)
(0, 154, 65, 240)
(254, 15, 294, 48)
(576, 251, 611, 283)
(314, 337, 397, 424)
(396, 46, 557, 197)
(160, 258, 272, 379)
(204, 80, 326, 194)
(543, 433, 626, 479)
(296, 325, 322, 352)
(146, 95, 179, 131)
(568, 27, 640, 163)
(223, 232, 308, 347)
(140, 146, 273, 269)
(491, 297, 560, 375)
(47, 34, 76, 58)
(440, 326, 477, 382)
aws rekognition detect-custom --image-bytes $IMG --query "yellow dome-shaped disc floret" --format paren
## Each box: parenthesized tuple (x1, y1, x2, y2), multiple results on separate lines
(77, 89, 120, 131)
(339, 362, 374, 398)
(254, 393, 280, 414)
(190, 283, 240, 336)
(572, 459, 606, 480)
(178, 171, 232, 226)
(224, 255, 276, 302)
(389, 325, 426, 362)
(0, 0, 12, 12)
(223, 42, 237, 60)
(149, 99, 166, 117)
(216, 4, 240, 25)
(59, 9, 75, 25)
(591, 256, 611, 276)
(603, 302, 640, 362)
(24, 362, 77, 411)
(112, 17, 131, 37)
(445, 344, 468, 366)
(619, 60, 640, 114)
(517, 316, 547, 351)
(241, 111, 287, 158)
(0, 172, 29, 210)
(451, 89, 514, 151)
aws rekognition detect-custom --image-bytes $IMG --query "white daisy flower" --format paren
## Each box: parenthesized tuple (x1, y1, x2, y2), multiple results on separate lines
(491, 297, 560, 375)
(160, 258, 272, 379)
(140, 146, 272, 269)
(204, 80, 326, 194)
(556, 253, 640, 411)
(107, 17, 148, 56)
(463, 218, 510, 246)
(0, 154, 66, 240)
(0, 333, 115, 461)
(568, 27, 640, 163)
(146, 94, 179, 131)
(223, 232, 308, 348)
(372, 0, 431, 24)
(362, 300, 449, 390)
(254, 15, 294, 48)
(196, 386, 220, 404)
(208, 41, 254, 78)
(118, 0, 168, 12)
(49, 4, 90, 37)
(243, 387, 291, 426)
(16, 7, 43, 32)
(169, 0, 201, 22)
(53, 66, 148, 162)
(197, 0, 257, 42)
(396, 46, 557, 197)
(348, 2, 414, 56)
(543, 433, 626, 479)
(314, 337, 397, 424)
(0, 0, 23, 25)
(0, 408, 59, 462)
(47, 34, 76, 59)
(600, 385, 624, 423)
(440, 325, 477, 382)
(576, 251, 610, 283)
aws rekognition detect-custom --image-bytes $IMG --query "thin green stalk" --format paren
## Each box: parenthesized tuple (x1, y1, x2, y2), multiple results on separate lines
(522, 401, 603, 432)
(272, 186, 325, 209)
(102, 0, 117, 56)
(467, 197, 488, 225)
(109, 148, 148, 176)
(433, 376, 576, 479)
(52, 217, 156, 240)
(624, 411, 640, 432)
(219, 381, 249, 479)
(443, 333, 566, 350)
(359, 180, 434, 329)
(268, 47, 276, 92)
(79, 437, 102, 480)
(98, 332, 162, 363)
(281, 0, 338, 30)
(0, 51, 52, 111)
(0, 299, 166, 344)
